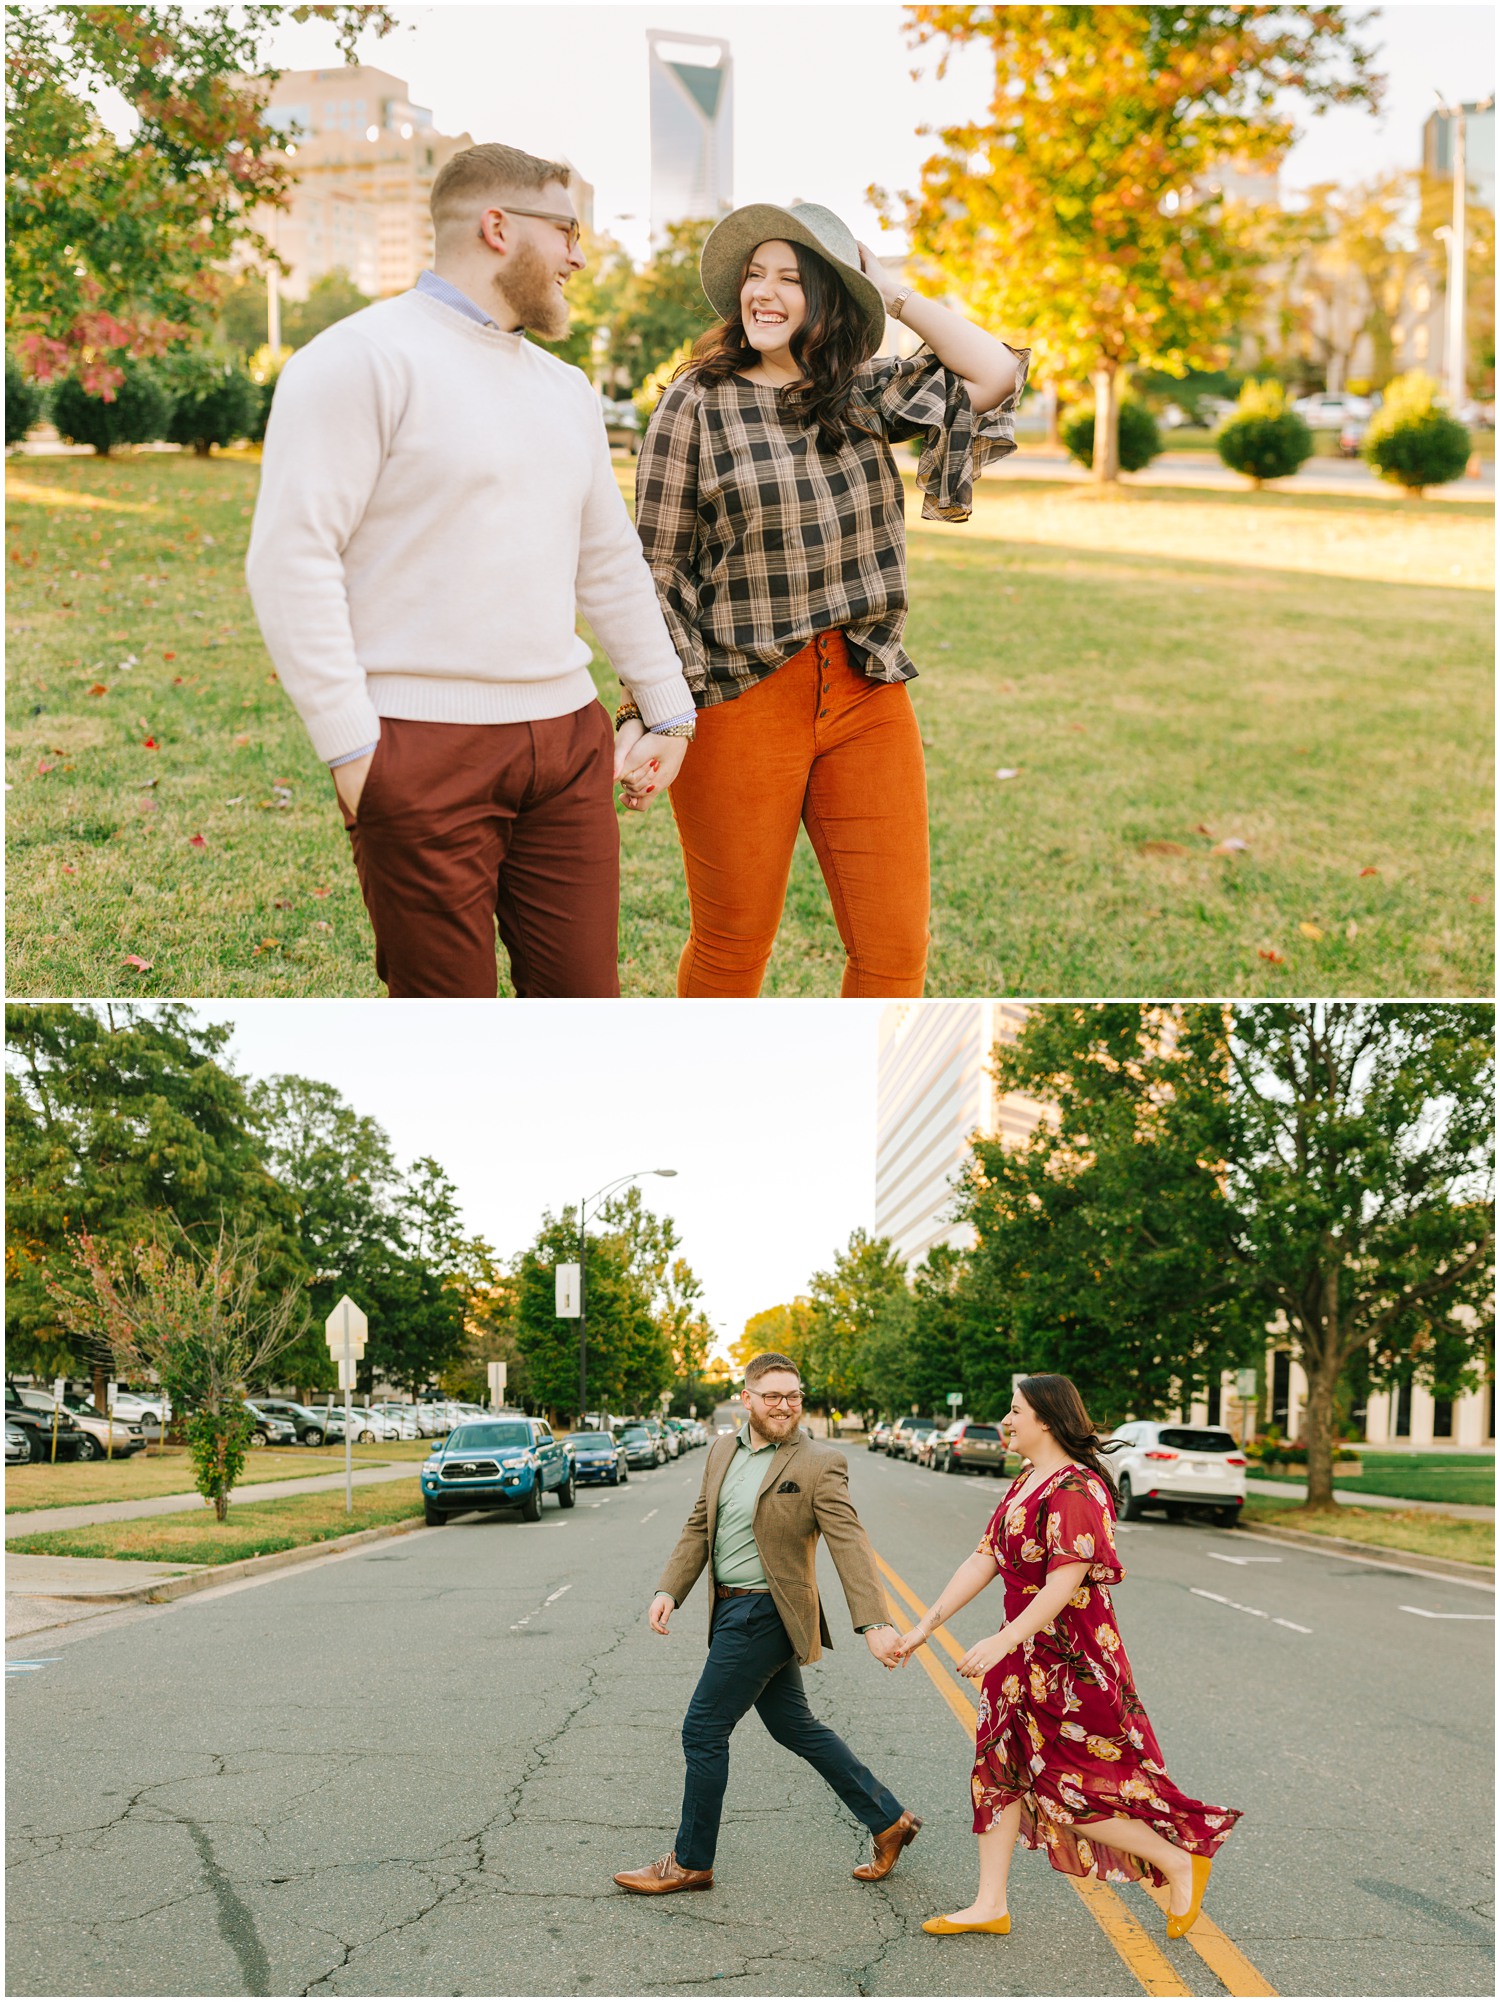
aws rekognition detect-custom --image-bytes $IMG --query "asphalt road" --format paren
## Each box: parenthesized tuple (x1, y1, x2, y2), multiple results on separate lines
(6, 1448, 1494, 1998)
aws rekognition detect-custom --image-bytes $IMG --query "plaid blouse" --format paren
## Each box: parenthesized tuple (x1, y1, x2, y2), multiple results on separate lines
(634, 345, 1030, 707)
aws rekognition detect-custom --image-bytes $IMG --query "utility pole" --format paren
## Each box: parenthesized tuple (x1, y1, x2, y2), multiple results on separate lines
(1435, 94, 1495, 410)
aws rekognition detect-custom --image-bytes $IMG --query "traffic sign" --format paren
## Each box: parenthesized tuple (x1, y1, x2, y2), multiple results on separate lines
(556, 1263, 580, 1317)
(325, 1296, 368, 1352)
(487, 1361, 508, 1410)
(946, 1390, 963, 1407)
(337, 1359, 359, 1390)
(1235, 1368, 1258, 1399)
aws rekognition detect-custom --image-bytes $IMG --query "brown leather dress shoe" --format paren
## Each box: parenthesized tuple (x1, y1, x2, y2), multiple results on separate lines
(613, 1852, 714, 1895)
(852, 1811, 923, 1882)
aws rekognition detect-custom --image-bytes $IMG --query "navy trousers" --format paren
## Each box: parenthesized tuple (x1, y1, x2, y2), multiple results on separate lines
(675, 1592, 904, 1871)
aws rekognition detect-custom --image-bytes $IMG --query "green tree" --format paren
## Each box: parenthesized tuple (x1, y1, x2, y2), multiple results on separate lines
(953, 1005, 1253, 1424)
(1227, 1004, 1494, 1508)
(879, 5, 1380, 481)
(5, 5, 394, 393)
(610, 217, 719, 389)
(1214, 378, 1314, 487)
(282, 269, 374, 349)
(6, 350, 43, 443)
(7, 1003, 301, 1406)
(49, 1219, 307, 1519)
(511, 1209, 672, 1421)
(1362, 370, 1473, 495)
(549, 227, 639, 383)
(799, 1229, 912, 1408)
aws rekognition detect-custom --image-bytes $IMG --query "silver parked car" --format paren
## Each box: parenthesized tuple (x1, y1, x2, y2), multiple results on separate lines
(16, 1390, 147, 1459)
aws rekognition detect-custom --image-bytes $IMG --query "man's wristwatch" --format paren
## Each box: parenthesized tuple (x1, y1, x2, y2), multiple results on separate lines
(857, 1621, 895, 1634)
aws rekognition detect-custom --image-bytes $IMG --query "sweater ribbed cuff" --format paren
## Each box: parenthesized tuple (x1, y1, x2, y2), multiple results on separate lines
(304, 689, 385, 766)
(630, 669, 697, 729)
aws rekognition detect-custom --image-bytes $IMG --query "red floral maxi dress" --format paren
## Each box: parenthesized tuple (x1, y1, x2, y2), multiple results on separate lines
(970, 1464, 1241, 1885)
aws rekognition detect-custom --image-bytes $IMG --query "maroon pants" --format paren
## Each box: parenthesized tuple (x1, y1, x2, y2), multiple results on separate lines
(337, 707, 620, 998)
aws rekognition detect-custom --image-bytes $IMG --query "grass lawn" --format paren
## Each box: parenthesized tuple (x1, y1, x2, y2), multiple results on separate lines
(6, 448, 1491, 996)
(1249, 1451, 1495, 1507)
(1, 1439, 429, 1512)
(4, 1478, 423, 1565)
(1242, 1495, 1493, 1569)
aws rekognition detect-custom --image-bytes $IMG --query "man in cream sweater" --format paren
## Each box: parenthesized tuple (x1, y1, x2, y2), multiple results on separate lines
(246, 142, 695, 997)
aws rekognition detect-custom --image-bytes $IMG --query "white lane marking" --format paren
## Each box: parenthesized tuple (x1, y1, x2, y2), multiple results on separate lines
(1399, 1605, 1495, 1620)
(590, 1502, 603, 1509)
(544, 1585, 572, 1605)
(1209, 1552, 1281, 1565)
(641, 1509, 658, 1523)
(5, 1659, 61, 1675)
(1191, 1586, 1310, 1633)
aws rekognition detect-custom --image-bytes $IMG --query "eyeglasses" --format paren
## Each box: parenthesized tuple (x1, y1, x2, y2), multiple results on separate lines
(485, 205, 581, 251)
(751, 1391, 804, 1409)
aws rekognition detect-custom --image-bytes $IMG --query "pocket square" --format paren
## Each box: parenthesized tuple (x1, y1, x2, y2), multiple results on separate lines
(776, 1479, 801, 1494)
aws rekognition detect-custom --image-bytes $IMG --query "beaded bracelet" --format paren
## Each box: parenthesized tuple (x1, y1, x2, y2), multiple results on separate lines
(615, 698, 642, 731)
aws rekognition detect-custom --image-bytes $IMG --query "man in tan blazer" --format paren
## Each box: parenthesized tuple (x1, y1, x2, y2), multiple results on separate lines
(613, 1353, 921, 1896)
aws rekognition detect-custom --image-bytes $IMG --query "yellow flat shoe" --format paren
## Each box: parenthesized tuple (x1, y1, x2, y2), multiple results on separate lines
(1166, 1854, 1212, 1939)
(922, 1913, 1011, 1935)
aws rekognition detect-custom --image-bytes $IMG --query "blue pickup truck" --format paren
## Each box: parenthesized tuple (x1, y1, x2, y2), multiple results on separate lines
(421, 1416, 576, 1526)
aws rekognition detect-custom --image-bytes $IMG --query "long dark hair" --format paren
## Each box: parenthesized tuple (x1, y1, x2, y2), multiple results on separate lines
(1016, 1375, 1121, 1505)
(681, 239, 878, 453)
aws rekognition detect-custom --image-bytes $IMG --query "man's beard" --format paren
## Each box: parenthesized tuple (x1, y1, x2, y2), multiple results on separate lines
(493, 237, 570, 340)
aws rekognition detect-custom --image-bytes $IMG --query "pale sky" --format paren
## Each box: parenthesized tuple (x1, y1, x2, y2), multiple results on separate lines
(246, 1, 1496, 262)
(196, 1000, 884, 1361)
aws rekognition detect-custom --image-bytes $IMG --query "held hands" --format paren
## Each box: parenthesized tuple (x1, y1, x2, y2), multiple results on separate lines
(956, 1628, 1014, 1683)
(865, 1625, 906, 1671)
(331, 751, 375, 818)
(614, 720, 688, 813)
(648, 1593, 674, 1635)
(891, 1622, 931, 1665)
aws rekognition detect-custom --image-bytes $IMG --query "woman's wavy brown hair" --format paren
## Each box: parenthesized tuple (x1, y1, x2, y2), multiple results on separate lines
(679, 238, 878, 453)
(1015, 1375, 1122, 1506)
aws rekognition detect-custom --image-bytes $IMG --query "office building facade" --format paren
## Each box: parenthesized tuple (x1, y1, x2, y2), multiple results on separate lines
(647, 31, 733, 243)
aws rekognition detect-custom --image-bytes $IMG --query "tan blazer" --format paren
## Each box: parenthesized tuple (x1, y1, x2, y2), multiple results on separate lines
(655, 1430, 888, 1664)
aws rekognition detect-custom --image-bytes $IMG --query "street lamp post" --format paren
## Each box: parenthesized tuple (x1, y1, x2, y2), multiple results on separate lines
(577, 1168, 677, 1423)
(1434, 93, 1496, 411)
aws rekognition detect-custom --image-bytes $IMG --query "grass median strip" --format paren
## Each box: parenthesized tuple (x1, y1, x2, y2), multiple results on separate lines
(4, 1446, 395, 1511)
(1246, 1451, 1495, 1507)
(5, 1479, 422, 1566)
(6, 453, 1491, 997)
(1240, 1497, 1493, 1568)
(872, 1550, 1271, 1998)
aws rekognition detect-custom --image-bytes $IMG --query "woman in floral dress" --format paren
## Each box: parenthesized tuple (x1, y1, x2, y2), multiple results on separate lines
(894, 1375, 1240, 1938)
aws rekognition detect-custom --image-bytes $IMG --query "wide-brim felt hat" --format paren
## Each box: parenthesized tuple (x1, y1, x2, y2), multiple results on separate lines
(699, 201, 888, 360)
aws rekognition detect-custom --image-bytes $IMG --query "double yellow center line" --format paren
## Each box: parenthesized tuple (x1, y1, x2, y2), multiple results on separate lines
(871, 1551, 1276, 1999)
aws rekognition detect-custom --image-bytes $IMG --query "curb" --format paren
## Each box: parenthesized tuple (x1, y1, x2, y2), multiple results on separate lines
(1232, 1519, 1494, 1587)
(16, 1513, 429, 1607)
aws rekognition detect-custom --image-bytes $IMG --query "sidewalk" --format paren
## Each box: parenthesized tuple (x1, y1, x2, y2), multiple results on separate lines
(4, 1460, 420, 1538)
(1244, 1474, 1494, 1521)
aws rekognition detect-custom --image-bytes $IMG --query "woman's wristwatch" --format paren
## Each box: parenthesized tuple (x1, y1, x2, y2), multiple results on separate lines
(615, 697, 696, 741)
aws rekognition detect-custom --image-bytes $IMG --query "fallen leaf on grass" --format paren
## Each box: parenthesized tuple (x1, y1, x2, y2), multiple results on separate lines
(224, 795, 245, 806)
(1359, 866, 1379, 877)
(35, 758, 56, 775)
(142, 737, 158, 750)
(1194, 824, 1214, 837)
(1298, 922, 1324, 941)
(312, 921, 333, 933)
(62, 864, 76, 876)
(1258, 948, 1285, 964)
(188, 834, 207, 850)
(163, 651, 176, 662)
(251, 937, 280, 956)
(122, 954, 153, 972)
(1346, 921, 1359, 940)
(995, 767, 1022, 782)
(311, 886, 332, 898)
(273, 898, 294, 909)
(87, 682, 108, 696)
(1140, 840, 1188, 857)
(1211, 838, 1249, 855)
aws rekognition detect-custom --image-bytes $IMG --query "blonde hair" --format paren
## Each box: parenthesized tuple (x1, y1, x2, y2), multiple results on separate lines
(430, 142, 572, 243)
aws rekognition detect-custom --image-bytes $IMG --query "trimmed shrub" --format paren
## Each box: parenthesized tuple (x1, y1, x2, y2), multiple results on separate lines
(50, 360, 172, 456)
(1362, 370, 1471, 495)
(1061, 397, 1162, 473)
(161, 347, 259, 455)
(6, 352, 43, 445)
(1215, 379, 1314, 487)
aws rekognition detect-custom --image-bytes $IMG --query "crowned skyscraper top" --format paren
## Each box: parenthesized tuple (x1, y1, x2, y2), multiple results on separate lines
(647, 30, 733, 245)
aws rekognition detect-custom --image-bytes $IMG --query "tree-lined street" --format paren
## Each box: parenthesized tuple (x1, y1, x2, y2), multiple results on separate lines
(7, 1449, 1492, 1997)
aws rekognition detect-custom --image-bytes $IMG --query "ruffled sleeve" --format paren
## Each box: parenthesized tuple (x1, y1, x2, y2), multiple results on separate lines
(976, 1500, 1008, 1566)
(865, 344, 1031, 524)
(1039, 1472, 1123, 1585)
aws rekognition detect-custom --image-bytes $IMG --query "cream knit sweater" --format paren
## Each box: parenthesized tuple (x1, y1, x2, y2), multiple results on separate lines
(246, 291, 693, 763)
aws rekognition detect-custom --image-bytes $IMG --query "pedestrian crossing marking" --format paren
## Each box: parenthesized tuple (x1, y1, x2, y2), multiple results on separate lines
(1398, 1604, 1495, 1620)
(1192, 1587, 1310, 1634)
(874, 1550, 1278, 1999)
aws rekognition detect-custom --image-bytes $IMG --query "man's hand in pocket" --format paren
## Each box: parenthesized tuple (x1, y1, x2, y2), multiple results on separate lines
(332, 751, 375, 818)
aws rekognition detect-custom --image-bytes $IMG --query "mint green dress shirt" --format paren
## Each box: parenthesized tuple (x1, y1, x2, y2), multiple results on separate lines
(712, 1427, 778, 1589)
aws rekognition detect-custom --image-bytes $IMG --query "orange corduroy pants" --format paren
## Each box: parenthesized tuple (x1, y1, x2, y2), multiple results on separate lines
(667, 630, 930, 998)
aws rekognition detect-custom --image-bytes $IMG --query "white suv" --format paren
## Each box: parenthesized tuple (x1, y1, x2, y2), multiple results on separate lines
(1107, 1422, 1247, 1526)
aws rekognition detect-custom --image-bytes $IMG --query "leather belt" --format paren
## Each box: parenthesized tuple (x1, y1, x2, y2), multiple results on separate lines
(714, 1583, 770, 1600)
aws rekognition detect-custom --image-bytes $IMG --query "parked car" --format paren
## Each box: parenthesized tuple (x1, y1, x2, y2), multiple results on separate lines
(244, 1402, 298, 1448)
(14, 1389, 147, 1458)
(564, 1429, 629, 1486)
(317, 1406, 400, 1445)
(616, 1422, 665, 1470)
(913, 1425, 946, 1470)
(888, 1416, 942, 1462)
(414, 1402, 458, 1437)
(932, 1419, 1010, 1477)
(1293, 390, 1373, 430)
(1107, 1421, 1247, 1525)
(246, 1398, 332, 1446)
(368, 1403, 421, 1440)
(420, 1416, 575, 1524)
(7, 1423, 34, 1465)
(868, 1420, 894, 1453)
(106, 1390, 171, 1425)
(602, 396, 640, 454)
(3, 1397, 90, 1461)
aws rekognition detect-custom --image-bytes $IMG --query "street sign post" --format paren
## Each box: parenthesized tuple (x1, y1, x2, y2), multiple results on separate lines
(325, 1295, 368, 1515)
(1235, 1368, 1259, 1449)
(487, 1360, 508, 1410)
(946, 1390, 963, 1408)
(50, 1377, 65, 1464)
(105, 1380, 117, 1460)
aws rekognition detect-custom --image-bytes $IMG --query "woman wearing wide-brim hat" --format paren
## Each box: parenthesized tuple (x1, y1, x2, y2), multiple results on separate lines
(618, 199, 1028, 998)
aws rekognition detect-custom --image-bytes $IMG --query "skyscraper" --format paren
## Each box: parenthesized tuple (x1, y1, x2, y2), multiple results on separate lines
(647, 31, 733, 244)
